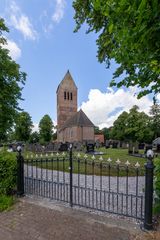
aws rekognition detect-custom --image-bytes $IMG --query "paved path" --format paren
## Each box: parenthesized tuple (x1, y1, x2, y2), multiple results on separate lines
(0, 197, 159, 240)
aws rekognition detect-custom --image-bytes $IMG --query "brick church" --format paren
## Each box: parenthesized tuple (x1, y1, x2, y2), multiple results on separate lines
(57, 71, 95, 143)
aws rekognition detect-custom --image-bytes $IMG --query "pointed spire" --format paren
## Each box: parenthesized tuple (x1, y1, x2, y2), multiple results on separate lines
(56, 70, 77, 93)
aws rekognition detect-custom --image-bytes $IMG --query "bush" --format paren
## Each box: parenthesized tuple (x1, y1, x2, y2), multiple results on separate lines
(0, 151, 17, 195)
(154, 157, 160, 215)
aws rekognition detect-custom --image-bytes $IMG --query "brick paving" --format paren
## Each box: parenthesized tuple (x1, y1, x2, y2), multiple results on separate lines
(0, 197, 158, 240)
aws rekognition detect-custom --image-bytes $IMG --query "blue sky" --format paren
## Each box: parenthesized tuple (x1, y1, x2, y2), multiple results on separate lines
(0, 0, 156, 130)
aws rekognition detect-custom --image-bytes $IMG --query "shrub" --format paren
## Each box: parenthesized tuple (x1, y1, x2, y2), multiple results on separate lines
(154, 157, 160, 215)
(0, 151, 17, 195)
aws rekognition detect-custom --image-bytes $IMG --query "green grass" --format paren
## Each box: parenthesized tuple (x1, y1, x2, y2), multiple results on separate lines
(0, 195, 15, 212)
(25, 148, 150, 176)
(25, 147, 146, 166)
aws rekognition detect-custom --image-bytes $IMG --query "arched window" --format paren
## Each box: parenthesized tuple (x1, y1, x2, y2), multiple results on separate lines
(64, 91, 66, 100)
(67, 92, 69, 100)
(70, 92, 73, 100)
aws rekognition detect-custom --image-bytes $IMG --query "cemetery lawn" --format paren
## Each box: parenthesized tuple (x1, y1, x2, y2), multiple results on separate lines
(97, 148, 145, 165)
(25, 148, 148, 176)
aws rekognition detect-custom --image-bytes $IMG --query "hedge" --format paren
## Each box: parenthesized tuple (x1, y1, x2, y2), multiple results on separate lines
(154, 157, 160, 215)
(0, 151, 17, 195)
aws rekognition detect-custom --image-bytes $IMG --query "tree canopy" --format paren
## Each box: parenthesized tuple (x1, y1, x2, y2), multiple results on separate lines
(150, 98, 160, 139)
(0, 18, 26, 142)
(110, 106, 154, 143)
(15, 111, 33, 142)
(73, 0, 160, 97)
(39, 115, 53, 144)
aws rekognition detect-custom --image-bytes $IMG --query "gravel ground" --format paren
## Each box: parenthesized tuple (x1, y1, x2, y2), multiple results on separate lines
(24, 164, 145, 220)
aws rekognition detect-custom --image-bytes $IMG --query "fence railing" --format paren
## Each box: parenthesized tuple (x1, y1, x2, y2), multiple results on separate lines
(17, 147, 154, 230)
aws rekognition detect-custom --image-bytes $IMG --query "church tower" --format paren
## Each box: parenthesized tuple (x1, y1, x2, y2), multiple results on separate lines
(56, 70, 77, 141)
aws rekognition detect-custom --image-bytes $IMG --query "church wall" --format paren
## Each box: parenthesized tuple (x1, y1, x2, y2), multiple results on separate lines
(59, 126, 78, 142)
(59, 126, 94, 143)
(82, 127, 95, 141)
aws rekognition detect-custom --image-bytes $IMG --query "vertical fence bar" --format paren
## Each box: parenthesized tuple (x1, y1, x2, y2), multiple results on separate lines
(84, 158, 87, 206)
(57, 155, 59, 200)
(63, 156, 65, 201)
(144, 151, 154, 230)
(135, 167, 139, 219)
(117, 164, 120, 213)
(100, 161, 102, 210)
(51, 156, 53, 199)
(92, 160, 95, 208)
(126, 165, 129, 216)
(69, 144, 73, 207)
(17, 147, 24, 196)
(78, 158, 80, 205)
(26, 155, 29, 193)
(108, 163, 111, 211)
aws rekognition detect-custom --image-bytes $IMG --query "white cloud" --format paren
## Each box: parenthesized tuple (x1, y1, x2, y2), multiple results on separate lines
(2, 38, 21, 60)
(52, 0, 66, 23)
(156, 93, 160, 102)
(32, 123, 39, 133)
(80, 87, 153, 129)
(9, 1, 37, 40)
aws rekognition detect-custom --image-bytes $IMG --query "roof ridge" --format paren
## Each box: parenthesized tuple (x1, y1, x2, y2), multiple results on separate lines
(60, 109, 94, 131)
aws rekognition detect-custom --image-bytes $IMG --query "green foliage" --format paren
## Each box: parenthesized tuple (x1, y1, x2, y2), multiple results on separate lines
(0, 151, 17, 195)
(29, 131, 39, 143)
(150, 99, 160, 139)
(101, 127, 110, 140)
(110, 105, 153, 143)
(0, 18, 26, 142)
(154, 157, 160, 215)
(110, 111, 128, 141)
(15, 111, 33, 142)
(94, 126, 101, 134)
(0, 194, 14, 212)
(73, 1, 160, 97)
(39, 115, 53, 143)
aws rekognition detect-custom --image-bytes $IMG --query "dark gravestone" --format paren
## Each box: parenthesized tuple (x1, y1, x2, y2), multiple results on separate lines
(59, 143, 68, 152)
(139, 143, 145, 150)
(105, 140, 109, 149)
(157, 144, 160, 152)
(86, 143, 95, 153)
(112, 142, 118, 148)
(145, 145, 152, 154)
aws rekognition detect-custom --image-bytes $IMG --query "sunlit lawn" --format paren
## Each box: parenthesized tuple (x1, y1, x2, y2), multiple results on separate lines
(24, 147, 151, 176)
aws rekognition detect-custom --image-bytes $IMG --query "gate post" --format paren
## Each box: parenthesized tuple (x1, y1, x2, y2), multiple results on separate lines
(69, 143, 73, 207)
(17, 146, 24, 196)
(144, 150, 154, 230)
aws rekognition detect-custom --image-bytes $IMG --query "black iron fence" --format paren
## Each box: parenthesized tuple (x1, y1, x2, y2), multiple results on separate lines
(17, 147, 154, 230)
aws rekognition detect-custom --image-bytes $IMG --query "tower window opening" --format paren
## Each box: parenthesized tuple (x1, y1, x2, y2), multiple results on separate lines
(64, 91, 66, 100)
(70, 92, 73, 100)
(67, 92, 69, 100)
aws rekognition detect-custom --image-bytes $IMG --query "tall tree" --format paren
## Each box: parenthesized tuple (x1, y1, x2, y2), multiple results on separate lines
(94, 126, 102, 134)
(39, 115, 53, 143)
(29, 131, 39, 144)
(150, 98, 160, 139)
(125, 106, 153, 143)
(110, 111, 129, 141)
(15, 112, 33, 142)
(101, 127, 110, 140)
(73, 1, 160, 97)
(111, 106, 153, 143)
(0, 18, 26, 142)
